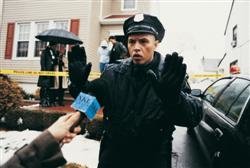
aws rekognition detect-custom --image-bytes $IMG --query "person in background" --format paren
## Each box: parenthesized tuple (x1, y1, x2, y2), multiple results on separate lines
(97, 40, 110, 73)
(53, 48, 68, 106)
(108, 36, 127, 64)
(2, 112, 81, 168)
(69, 13, 203, 168)
(37, 41, 58, 107)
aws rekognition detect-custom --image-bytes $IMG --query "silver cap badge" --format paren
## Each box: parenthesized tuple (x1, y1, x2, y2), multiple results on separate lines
(134, 13, 144, 22)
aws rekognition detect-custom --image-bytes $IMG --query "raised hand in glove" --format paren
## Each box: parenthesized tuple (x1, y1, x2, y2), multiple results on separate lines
(147, 52, 186, 104)
(68, 62, 92, 98)
(68, 62, 92, 87)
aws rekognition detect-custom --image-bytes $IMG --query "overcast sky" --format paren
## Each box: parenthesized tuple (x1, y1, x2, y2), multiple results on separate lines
(150, 0, 232, 72)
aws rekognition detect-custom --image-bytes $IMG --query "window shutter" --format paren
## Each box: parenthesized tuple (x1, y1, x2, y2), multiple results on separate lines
(5, 23, 15, 59)
(70, 19, 80, 35)
(69, 19, 80, 51)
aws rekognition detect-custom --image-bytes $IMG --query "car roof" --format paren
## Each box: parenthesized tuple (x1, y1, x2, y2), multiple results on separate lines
(225, 74, 250, 81)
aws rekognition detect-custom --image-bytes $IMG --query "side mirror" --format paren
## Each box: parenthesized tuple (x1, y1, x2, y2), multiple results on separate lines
(191, 89, 202, 97)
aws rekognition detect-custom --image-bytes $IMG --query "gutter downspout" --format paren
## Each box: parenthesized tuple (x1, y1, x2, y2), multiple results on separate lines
(224, 0, 235, 35)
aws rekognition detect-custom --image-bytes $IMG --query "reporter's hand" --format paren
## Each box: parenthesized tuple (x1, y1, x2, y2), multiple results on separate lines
(68, 62, 92, 87)
(48, 112, 81, 144)
(147, 52, 186, 104)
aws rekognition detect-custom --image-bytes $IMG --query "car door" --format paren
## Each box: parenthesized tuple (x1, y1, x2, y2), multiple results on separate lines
(214, 80, 250, 166)
(201, 78, 250, 166)
(195, 78, 232, 161)
(232, 84, 250, 167)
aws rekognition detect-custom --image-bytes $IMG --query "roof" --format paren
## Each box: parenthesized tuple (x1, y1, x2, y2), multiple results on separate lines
(104, 14, 133, 19)
(100, 14, 134, 25)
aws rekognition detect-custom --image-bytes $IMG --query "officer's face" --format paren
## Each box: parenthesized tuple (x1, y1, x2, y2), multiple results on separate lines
(127, 34, 158, 65)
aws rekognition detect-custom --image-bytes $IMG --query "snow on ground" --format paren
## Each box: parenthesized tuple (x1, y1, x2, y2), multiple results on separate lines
(62, 135, 100, 168)
(0, 130, 100, 167)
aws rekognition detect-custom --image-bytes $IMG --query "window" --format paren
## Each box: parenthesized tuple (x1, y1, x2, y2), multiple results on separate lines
(227, 85, 250, 122)
(54, 20, 68, 30)
(16, 23, 30, 57)
(203, 78, 231, 104)
(122, 0, 136, 10)
(34, 22, 48, 57)
(54, 21, 68, 53)
(214, 79, 250, 115)
(232, 25, 237, 48)
(13, 20, 69, 60)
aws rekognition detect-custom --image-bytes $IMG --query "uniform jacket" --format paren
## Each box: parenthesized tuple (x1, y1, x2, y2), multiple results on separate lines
(2, 130, 66, 168)
(37, 46, 57, 87)
(95, 52, 203, 168)
(109, 42, 127, 64)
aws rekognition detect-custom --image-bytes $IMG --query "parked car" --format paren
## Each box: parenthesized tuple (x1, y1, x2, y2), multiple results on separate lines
(189, 76, 250, 168)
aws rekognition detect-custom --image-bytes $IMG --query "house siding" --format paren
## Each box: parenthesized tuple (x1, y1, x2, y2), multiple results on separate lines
(86, 0, 101, 72)
(102, 0, 112, 17)
(100, 24, 123, 41)
(99, 0, 153, 52)
(221, 0, 250, 75)
(0, 0, 98, 83)
(0, 0, 2, 26)
(0, 0, 153, 89)
(111, 0, 150, 15)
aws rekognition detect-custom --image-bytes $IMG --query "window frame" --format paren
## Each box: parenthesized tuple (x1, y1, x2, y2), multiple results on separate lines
(203, 78, 232, 105)
(226, 85, 250, 123)
(210, 78, 250, 125)
(34, 21, 49, 57)
(213, 78, 249, 115)
(121, 0, 137, 11)
(12, 19, 70, 60)
(232, 24, 237, 48)
(13, 22, 31, 59)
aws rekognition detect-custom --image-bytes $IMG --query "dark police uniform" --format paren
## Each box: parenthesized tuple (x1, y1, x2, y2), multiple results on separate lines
(70, 13, 203, 168)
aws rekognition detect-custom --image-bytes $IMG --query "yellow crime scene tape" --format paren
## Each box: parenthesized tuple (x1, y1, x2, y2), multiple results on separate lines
(190, 74, 225, 78)
(0, 69, 225, 79)
(0, 69, 101, 79)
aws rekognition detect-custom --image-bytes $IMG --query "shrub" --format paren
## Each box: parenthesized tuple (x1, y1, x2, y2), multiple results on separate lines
(86, 114, 104, 140)
(0, 75, 23, 117)
(1, 107, 87, 133)
(2, 108, 65, 131)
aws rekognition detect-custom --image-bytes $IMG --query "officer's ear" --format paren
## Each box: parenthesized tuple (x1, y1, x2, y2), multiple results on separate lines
(154, 40, 159, 47)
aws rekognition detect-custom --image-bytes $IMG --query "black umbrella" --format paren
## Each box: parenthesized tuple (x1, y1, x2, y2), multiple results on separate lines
(35, 28, 83, 44)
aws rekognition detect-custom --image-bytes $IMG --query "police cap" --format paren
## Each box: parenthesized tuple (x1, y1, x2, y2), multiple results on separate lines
(123, 13, 165, 42)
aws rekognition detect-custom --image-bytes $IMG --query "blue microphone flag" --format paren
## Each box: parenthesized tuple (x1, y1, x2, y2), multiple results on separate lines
(71, 92, 100, 120)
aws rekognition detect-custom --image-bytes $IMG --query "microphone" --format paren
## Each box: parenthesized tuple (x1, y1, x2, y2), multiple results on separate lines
(69, 92, 101, 132)
(71, 92, 101, 120)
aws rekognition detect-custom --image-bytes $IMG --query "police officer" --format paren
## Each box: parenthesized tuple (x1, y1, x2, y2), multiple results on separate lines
(69, 13, 203, 168)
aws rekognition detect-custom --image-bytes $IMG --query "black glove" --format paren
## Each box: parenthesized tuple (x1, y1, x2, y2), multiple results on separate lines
(147, 52, 186, 104)
(68, 62, 92, 87)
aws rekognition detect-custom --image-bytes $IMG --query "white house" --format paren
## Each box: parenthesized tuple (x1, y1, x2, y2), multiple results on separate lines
(0, 0, 156, 93)
(219, 0, 250, 75)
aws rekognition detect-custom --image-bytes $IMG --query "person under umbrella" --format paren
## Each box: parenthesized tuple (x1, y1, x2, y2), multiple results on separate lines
(37, 42, 58, 107)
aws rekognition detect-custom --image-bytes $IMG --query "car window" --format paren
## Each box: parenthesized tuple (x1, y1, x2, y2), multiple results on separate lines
(227, 85, 250, 122)
(214, 79, 250, 115)
(203, 78, 231, 104)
